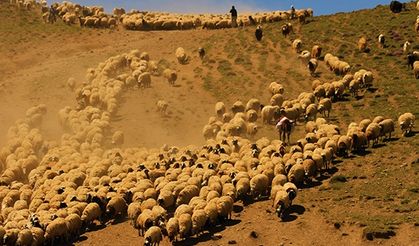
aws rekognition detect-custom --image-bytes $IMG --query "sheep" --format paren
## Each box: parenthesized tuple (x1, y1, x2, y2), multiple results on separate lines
(358, 37, 368, 52)
(235, 178, 250, 198)
(281, 23, 293, 37)
(311, 45, 322, 59)
(261, 105, 280, 124)
(176, 47, 188, 64)
(378, 119, 395, 140)
(198, 47, 205, 60)
(299, 50, 311, 65)
(137, 209, 155, 236)
(163, 69, 177, 86)
(245, 98, 261, 112)
(349, 78, 361, 97)
(157, 189, 175, 209)
(287, 162, 305, 185)
(272, 189, 291, 219)
(366, 122, 381, 147)
(156, 100, 169, 116)
(111, 130, 124, 146)
(255, 25, 263, 41)
(16, 229, 33, 246)
(191, 209, 207, 235)
(231, 100, 245, 114)
(106, 196, 128, 219)
(250, 173, 269, 199)
(144, 226, 163, 246)
(176, 185, 200, 206)
(127, 202, 142, 226)
(414, 61, 419, 79)
(303, 159, 317, 181)
(292, 39, 302, 53)
(215, 102, 226, 118)
(65, 214, 82, 240)
(307, 58, 318, 75)
(378, 34, 385, 48)
(398, 112, 415, 136)
(138, 72, 151, 88)
(178, 213, 192, 239)
(45, 218, 68, 245)
(407, 51, 419, 69)
(269, 82, 284, 95)
(304, 103, 317, 121)
(81, 202, 102, 228)
(270, 93, 284, 107)
(30, 227, 45, 246)
(337, 135, 352, 157)
(403, 41, 411, 54)
(166, 217, 179, 242)
(246, 110, 258, 123)
(317, 98, 332, 118)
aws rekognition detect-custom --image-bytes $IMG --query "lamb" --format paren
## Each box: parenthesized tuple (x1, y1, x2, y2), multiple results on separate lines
(166, 217, 179, 242)
(292, 39, 302, 53)
(163, 69, 177, 86)
(111, 130, 124, 146)
(307, 58, 318, 76)
(176, 47, 188, 64)
(378, 34, 385, 48)
(156, 100, 168, 116)
(215, 102, 226, 118)
(378, 119, 395, 140)
(138, 72, 151, 88)
(250, 173, 269, 199)
(144, 226, 163, 246)
(398, 112, 415, 136)
(311, 45, 322, 59)
(358, 37, 368, 52)
(178, 213, 192, 239)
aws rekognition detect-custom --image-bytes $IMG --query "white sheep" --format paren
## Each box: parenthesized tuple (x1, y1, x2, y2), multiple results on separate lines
(307, 58, 318, 75)
(292, 39, 302, 53)
(272, 189, 291, 219)
(398, 112, 415, 136)
(166, 217, 179, 242)
(111, 130, 124, 146)
(156, 100, 169, 116)
(144, 226, 163, 246)
(378, 34, 385, 48)
(215, 102, 226, 118)
(317, 98, 332, 118)
(191, 209, 207, 235)
(403, 41, 411, 54)
(176, 47, 188, 64)
(163, 68, 177, 86)
(138, 72, 151, 88)
(178, 213, 192, 239)
(250, 173, 269, 199)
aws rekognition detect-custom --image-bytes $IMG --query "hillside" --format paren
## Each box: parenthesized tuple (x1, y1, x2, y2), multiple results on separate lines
(0, 1, 418, 245)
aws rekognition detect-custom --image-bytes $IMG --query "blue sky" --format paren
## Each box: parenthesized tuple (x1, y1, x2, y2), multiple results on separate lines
(70, 0, 411, 16)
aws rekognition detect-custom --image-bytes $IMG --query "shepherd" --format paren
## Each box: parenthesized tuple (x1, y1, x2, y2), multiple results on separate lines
(230, 5, 238, 27)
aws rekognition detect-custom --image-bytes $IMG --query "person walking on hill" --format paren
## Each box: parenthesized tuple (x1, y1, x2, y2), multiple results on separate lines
(49, 4, 57, 23)
(230, 5, 238, 27)
(290, 5, 296, 19)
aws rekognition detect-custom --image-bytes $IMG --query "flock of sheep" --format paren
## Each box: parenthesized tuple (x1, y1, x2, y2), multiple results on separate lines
(8, 0, 313, 30)
(0, 0, 418, 246)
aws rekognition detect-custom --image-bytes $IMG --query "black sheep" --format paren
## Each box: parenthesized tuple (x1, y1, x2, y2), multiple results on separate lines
(390, 1, 403, 13)
(255, 26, 263, 41)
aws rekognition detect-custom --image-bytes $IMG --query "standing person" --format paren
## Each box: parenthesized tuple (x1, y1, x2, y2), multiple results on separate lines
(290, 5, 296, 19)
(230, 5, 238, 27)
(49, 4, 57, 23)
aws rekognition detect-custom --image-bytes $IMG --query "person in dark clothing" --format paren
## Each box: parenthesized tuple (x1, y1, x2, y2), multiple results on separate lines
(255, 25, 263, 41)
(230, 6, 238, 27)
(290, 5, 296, 19)
(49, 4, 57, 23)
